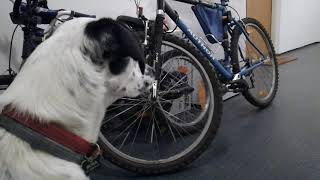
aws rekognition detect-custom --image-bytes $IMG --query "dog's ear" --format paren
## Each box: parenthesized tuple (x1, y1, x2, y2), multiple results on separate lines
(84, 18, 145, 74)
(84, 18, 120, 65)
(114, 22, 146, 74)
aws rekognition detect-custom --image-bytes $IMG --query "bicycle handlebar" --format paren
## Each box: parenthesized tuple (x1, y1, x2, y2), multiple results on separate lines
(172, 0, 218, 8)
(173, 0, 201, 5)
(172, 0, 229, 7)
(10, 0, 96, 25)
(73, 11, 96, 18)
(12, 0, 21, 18)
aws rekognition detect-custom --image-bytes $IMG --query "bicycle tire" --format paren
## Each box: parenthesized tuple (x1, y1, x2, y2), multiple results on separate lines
(98, 34, 223, 175)
(230, 17, 279, 108)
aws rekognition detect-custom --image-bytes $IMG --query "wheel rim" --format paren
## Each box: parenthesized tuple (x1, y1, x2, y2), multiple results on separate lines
(237, 22, 276, 102)
(99, 40, 215, 164)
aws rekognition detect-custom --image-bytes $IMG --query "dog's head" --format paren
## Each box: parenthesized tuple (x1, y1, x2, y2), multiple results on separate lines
(81, 18, 154, 98)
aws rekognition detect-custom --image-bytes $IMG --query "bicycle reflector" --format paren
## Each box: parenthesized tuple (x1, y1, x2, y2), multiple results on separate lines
(177, 66, 189, 75)
(258, 90, 268, 98)
(197, 81, 206, 110)
(192, 4, 224, 44)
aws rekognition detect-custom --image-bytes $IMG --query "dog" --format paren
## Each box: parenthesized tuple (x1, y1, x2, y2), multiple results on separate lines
(0, 17, 154, 180)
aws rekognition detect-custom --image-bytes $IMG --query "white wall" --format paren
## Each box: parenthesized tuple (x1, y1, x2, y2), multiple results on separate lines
(272, 0, 320, 54)
(0, 0, 246, 70)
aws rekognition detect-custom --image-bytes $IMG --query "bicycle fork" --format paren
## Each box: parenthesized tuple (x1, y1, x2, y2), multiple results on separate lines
(151, 0, 166, 101)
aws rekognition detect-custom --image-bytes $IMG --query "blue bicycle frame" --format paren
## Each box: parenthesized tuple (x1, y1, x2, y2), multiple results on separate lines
(164, 0, 266, 81)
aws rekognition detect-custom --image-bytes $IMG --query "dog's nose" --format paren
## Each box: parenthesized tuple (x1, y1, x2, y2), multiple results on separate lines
(144, 81, 151, 87)
(139, 80, 153, 94)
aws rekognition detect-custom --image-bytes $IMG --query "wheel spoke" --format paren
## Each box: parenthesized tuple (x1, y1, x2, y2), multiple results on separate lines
(119, 97, 148, 101)
(119, 131, 131, 150)
(164, 69, 194, 92)
(103, 101, 144, 124)
(105, 103, 150, 132)
(111, 103, 152, 144)
(130, 104, 150, 149)
(159, 107, 196, 137)
(159, 63, 175, 84)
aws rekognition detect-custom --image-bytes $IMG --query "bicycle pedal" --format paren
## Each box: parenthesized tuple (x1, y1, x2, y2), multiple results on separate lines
(159, 86, 194, 100)
(220, 85, 228, 95)
(228, 79, 249, 93)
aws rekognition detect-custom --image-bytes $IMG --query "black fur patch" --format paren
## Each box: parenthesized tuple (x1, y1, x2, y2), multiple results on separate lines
(84, 18, 146, 75)
(109, 57, 130, 75)
(84, 18, 119, 65)
(114, 22, 146, 74)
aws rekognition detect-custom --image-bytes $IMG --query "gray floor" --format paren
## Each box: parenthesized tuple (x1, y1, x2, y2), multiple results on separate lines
(92, 43, 320, 180)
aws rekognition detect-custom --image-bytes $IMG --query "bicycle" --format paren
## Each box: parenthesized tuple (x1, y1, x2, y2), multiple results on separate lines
(99, 0, 279, 175)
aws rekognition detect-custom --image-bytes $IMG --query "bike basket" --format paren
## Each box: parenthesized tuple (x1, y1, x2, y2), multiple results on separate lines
(192, 4, 224, 44)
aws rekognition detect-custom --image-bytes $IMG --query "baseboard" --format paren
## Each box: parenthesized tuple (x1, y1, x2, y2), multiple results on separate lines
(276, 55, 298, 65)
(276, 42, 320, 56)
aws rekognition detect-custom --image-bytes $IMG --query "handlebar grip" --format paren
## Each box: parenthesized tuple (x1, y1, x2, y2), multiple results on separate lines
(13, 0, 22, 17)
(73, 11, 96, 18)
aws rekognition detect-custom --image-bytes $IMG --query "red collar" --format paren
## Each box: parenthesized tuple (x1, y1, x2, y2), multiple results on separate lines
(2, 106, 96, 156)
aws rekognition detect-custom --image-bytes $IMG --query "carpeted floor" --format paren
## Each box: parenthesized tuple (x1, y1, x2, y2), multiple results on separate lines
(92, 43, 320, 180)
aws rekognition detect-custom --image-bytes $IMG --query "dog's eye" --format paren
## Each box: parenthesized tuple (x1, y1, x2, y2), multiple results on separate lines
(109, 57, 130, 75)
(103, 50, 111, 59)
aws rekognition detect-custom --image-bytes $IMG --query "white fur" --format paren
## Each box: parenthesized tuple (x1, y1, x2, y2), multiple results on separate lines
(0, 18, 153, 180)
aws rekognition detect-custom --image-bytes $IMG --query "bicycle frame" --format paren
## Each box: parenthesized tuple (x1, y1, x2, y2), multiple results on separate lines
(160, 0, 267, 81)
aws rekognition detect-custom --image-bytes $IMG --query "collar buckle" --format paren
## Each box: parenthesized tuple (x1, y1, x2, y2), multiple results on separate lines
(81, 143, 102, 175)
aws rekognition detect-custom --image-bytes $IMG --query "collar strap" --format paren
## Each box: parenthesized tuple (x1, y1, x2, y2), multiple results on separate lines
(1, 107, 96, 157)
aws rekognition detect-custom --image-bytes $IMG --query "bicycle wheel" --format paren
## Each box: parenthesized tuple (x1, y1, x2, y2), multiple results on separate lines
(230, 18, 279, 108)
(98, 34, 223, 174)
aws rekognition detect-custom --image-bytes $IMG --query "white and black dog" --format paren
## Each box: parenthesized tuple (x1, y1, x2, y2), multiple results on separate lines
(0, 17, 154, 180)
